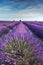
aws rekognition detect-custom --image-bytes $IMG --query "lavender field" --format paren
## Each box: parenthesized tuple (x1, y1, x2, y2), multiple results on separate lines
(0, 21, 43, 65)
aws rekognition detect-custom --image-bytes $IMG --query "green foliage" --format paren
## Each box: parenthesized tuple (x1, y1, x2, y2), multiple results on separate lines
(4, 37, 40, 65)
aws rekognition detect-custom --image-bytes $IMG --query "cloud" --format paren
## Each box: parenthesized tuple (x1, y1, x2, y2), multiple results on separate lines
(0, 4, 43, 21)
(0, 6, 14, 14)
(0, 0, 43, 21)
(0, 0, 43, 10)
(0, 6, 11, 11)
(6, 0, 43, 11)
(8, 0, 43, 3)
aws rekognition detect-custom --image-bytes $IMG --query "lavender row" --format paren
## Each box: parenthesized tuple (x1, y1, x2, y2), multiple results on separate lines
(23, 22, 43, 40)
(0, 34, 43, 65)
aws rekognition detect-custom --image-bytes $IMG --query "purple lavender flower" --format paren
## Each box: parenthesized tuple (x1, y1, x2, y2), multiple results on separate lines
(0, 34, 43, 65)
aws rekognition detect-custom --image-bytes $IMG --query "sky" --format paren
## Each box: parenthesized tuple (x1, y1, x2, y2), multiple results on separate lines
(0, 0, 43, 21)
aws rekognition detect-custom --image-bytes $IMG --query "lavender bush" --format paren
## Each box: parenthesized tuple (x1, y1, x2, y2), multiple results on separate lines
(0, 35, 43, 65)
